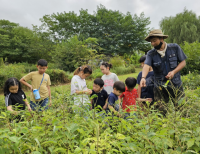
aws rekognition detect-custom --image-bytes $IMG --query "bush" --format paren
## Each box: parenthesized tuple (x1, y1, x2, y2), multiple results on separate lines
(0, 65, 25, 89)
(45, 69, 70, 85)
(109, 56, 125, 67)
(111, 65, 135, 75)
(182, 72, 200, 90)
(181, 41, 200, 75)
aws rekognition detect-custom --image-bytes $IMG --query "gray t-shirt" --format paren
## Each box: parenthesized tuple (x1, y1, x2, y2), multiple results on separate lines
(101, 73, 119, 94)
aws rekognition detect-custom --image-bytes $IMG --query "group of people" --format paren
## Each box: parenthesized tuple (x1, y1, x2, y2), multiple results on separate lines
(4, 29, 187, 121)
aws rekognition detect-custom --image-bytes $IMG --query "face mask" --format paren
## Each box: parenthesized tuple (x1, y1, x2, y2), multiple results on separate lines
(154, 41, 163, 50)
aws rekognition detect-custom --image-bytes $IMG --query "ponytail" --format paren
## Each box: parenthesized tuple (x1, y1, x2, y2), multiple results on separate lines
(101, 62, 112, 70)
(74, 65, 92, 75)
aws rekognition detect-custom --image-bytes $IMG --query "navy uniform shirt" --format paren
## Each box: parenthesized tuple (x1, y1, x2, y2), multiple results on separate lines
(137, 71, 154, 99)
(145, 43, 187, 87)
(90, 89, 108, 111)
(5, 90, 26, 110)
(108, 92, 119, 111)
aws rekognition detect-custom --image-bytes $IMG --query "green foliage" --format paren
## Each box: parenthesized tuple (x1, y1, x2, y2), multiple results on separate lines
(53, 36, 99, 72)
(160, 8, 200, 44)
(0, 64, 25, 88)
(0, 83, 200, 153)
(0, 19, 55, 63)
(40, 5, 150, 55)
(111, 65, 135, 75)
(109, 56, 125, 67)
(182, 73, 200, 90)
(181, 41, 200, 74)
(45, 69, 70, 84)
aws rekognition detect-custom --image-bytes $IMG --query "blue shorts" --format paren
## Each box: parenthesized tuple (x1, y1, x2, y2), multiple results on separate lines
(30, 97, 49, 111)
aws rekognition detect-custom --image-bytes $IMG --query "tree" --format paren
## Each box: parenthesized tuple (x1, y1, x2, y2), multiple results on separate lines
(52, 35, 101, 72)
(40, 5, 151, 55)
(160, 8, 200, 44)
(0, 20, 55, 63)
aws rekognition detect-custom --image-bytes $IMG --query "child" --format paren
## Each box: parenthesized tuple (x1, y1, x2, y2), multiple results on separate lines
(137, 55, 154, 107)
(119, 77, 152, 116)
(20, 59, 51, 111)
(4, 78, 31, 122)
(108, 81, 125, 116)
(90, 78, 108, 112)
(71, 65, 93, 106)
(100, 62, 119, 95)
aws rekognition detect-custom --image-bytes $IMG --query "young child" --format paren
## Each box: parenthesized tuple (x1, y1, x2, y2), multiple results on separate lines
(71, 65, 93, 106)
(108, 81, 125, 116)
(4, 78, 31, 122)
(119, 77, 152, 115)
(20, 59, 51, 111)
(90, 78, 108, 112)
(137, 55, 154, 107)
(100, 62, 119, 95)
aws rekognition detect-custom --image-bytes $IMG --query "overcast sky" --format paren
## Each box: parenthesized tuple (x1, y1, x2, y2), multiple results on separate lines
(1, 0, 200, 30)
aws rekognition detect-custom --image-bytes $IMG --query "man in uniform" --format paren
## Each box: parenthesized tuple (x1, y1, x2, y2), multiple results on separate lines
(140, 29, 187, 114)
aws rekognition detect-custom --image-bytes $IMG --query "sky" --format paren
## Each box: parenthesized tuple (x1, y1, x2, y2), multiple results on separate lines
(1, 0, 200, 30)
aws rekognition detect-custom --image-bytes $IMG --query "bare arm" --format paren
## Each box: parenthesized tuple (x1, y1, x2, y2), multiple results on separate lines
(7, 106, 19, 115)
(75, 89, 92, 95)
(103, 98, 108, 110)
(140, 64, 151, 87)
(24, 99, 32, 111)
(138, 84, 141, 98)
(20, 78, 32, 90)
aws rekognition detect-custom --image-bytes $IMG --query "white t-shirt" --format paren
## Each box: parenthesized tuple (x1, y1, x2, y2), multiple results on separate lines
(101, 73, 119, 94)
(71, 75, 90, 106)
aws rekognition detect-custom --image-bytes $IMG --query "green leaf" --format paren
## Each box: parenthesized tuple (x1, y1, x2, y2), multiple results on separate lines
(187, 139, 195, 148)
(53, 148, 67, 153)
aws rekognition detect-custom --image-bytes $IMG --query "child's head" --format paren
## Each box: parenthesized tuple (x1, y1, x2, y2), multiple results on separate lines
(125, 77, 137, 91)
(4, 78, 22, 96)
(93, 78, 104, 93)
(37, 59, 48, 74)
(113, 81, 125, 96)
(100, 62, 112, 75)
(139, 55, 146, 68)
(74, 65, 92, 79)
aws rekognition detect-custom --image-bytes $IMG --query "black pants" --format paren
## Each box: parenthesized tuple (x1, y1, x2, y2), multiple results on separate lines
(153, 84, 185, 114)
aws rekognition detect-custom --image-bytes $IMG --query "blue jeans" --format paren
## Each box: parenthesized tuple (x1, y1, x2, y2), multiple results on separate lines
(30, 98, 49, 111)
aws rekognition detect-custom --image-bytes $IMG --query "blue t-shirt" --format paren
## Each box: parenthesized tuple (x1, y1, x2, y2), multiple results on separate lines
(108, 92, 119, 111)
(137, 71, 154, 99)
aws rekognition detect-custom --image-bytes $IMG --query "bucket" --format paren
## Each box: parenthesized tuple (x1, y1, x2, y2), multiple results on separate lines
(33, 89, 40, 100)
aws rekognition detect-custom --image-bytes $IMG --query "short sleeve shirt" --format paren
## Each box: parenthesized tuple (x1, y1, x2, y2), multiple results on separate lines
(90, 89, 108, 111)
(120, 87, 138, 112)
(71, 75, 90, 106)
(23, 71, 51, 101)
(5, 90, 26, 110)
(108, 92, 119, 111)
(101, 73, 119, 94)
(145, 43, 187, 86)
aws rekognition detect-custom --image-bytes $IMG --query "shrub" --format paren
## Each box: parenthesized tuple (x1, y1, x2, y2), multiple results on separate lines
(182, 72, 200, 90)
(109, 56, 125, 67)
(111, 65, 135, 75)
(45, 69, 70, 85)
(0, 64, 25, 89)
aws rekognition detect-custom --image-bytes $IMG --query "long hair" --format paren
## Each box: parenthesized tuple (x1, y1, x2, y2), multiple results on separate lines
(74, 65, 92, 75)
(101, 62, 112, 70)
(4, 77, 22, 96)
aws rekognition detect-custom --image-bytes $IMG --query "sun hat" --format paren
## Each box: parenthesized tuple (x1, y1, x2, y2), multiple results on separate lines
(145, 29, 168, 42)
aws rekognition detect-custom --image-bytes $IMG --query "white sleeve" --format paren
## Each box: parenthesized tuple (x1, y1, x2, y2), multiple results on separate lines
(71, 77, 79, 95)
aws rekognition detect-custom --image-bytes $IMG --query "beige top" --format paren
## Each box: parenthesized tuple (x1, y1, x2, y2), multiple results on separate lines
(23, 71, 51, 101)
(157, 42, 167, 58)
